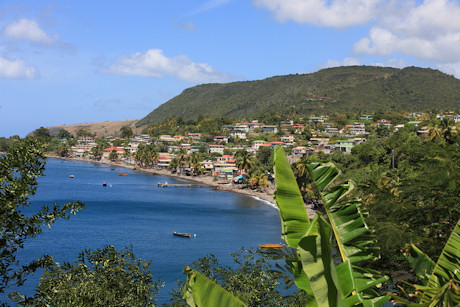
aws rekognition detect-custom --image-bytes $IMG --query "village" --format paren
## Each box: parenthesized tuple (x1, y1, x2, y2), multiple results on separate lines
(61, 112, 460, 185)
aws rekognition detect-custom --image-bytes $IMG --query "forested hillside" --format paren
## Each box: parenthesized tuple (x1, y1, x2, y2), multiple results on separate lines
(137, 66, 460, 127)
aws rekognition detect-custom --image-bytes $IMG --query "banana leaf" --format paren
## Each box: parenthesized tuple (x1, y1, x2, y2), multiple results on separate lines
(419, 219, 460, 304)
(305, 162, 390, 305)
(405, 243, 435, 285)
(305, 163, 381, 264)
(273, 146, 310, 248)
(182, 267, 247, 307)
(298, 215, 346, 307)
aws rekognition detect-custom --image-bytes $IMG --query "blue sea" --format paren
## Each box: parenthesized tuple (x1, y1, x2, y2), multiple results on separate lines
(6, 158, 281, 304)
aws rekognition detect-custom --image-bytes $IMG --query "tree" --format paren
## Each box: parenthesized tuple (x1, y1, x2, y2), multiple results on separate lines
(55, 143, 71, 157)
(0, 139, 85, 295)
(76, 128, 95, 138)
(108, 149, 119, 162)
(56, 129, 73, 140)
(393, 219, 460, 305)
(11, 245, 164, 306)
(235, 150, 253, 174)
(120, 126, 134, 139)
(31, 127, 51, 143)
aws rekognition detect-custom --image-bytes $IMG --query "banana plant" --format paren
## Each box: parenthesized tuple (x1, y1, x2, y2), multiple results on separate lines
(393, 219, 460, 306)
(181, 147, 389, 306)
(273, 147, 389, 306)
(182, 267, 247, 307)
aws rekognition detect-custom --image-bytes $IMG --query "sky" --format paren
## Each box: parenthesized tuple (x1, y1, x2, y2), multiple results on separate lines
(1, 0, 460, 137)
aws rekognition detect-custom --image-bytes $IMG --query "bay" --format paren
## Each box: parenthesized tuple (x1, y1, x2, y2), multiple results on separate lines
(9, 158, 281, 304)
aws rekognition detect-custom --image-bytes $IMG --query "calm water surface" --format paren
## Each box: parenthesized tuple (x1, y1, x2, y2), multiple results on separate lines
(11, 158, 281, 304)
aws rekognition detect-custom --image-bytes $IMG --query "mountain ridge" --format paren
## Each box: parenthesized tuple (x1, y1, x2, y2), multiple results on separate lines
(137, 66, 460, 127)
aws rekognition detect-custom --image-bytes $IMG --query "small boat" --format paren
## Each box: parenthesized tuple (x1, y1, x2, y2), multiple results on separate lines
(119, 173, 127, 176)
(102, 182, 107, 187)
(259, 243, 284, 248)
(69, 175, 74, 178)
(173, 232, 191, 238)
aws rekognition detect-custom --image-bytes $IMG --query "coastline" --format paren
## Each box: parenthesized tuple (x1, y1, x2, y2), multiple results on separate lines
(47, 155, 277, 206)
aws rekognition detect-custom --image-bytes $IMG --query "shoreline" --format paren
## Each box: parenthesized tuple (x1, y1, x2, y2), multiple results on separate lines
(48, 155, 277, 206)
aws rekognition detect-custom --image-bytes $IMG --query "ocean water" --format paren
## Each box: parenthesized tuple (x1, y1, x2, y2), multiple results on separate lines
(7, 158, 281, 304)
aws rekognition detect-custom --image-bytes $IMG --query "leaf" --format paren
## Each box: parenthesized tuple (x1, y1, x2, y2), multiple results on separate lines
(305, 162, 390, 306)
(298, 215, 345, 307)
(273, 146, 310, 248)
(405, 243, 435, 285)
(419, 219, 460, 304)
(183, 267, 247, 307)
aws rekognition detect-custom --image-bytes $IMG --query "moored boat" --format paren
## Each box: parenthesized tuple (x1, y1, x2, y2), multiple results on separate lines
(259, 243, 283, 248)
(173, 232, 191, 238)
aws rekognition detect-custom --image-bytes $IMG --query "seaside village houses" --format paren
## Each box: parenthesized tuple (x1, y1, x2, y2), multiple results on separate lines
(66, 112, 458, 181)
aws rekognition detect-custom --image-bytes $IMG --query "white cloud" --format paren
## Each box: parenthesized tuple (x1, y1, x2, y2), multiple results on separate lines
(3, 19, 58, 44)
(103, 49, 236, 84)
(0, 57, 38, 79)
(253, 0, 381, 28)
(437, 62, 460, 78)
(354, 0, 460, 63)
(321, 57, 360, 68)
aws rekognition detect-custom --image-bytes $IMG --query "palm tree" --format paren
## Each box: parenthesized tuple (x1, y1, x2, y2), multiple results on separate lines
(235, 149, 253, 174)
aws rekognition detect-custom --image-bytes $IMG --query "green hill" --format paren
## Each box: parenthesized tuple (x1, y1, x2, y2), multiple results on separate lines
(137, 66, 460, 126)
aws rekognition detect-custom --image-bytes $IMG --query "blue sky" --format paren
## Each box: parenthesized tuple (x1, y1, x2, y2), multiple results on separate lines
(1, 0, 460, 137)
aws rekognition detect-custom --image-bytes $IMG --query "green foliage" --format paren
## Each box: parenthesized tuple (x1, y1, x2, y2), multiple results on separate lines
(175, 249, 307, 307)
(393, 220, 460, 306)
(11, 245, 163, 306)
(108, 149, 119, 162)
(0, 139, 85, 294)
(55, 129, 74, 140)
(120, 126, 134, 139)
(273, 147, 390, 306)
(31, 127, 51, 142)
(137, 66, 460, 126)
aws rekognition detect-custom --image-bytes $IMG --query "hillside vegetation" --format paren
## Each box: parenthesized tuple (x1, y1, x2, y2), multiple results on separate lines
(46, 120, 141, 137)
(137, 66, 460, 126)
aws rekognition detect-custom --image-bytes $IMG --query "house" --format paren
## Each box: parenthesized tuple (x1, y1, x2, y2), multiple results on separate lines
(291, 146, 311, 159)
(308, 117, 325, 123)
(324, 127, 339, 136)
(102, 146, 125, 160)
(200, 160, 214, 173)
(78, 136, 94, 144)
(173, 135, 185, 141)
(237, 121, 265, 132)
(406, 121, 421, 126)
(208, 144, 224, 154)
(213, 155, 234, 164)
(334, 140, 355, 154)
(252, 140, 268, 151)
(377, 119, 392, 128)
(269, 141, 286, 148)
(159, 135, 175, 142)
(347, 123, 366, 135)
(260, 125, 278, 133)
(360, 114, 373, 120)
(188, 133, 201, 140)
(213, 136, 229, 143)
(71, 144, 94, 157)
(228, 130, 247, 140)
(157, 153, 175, 169)
(280, 135, 295, 144)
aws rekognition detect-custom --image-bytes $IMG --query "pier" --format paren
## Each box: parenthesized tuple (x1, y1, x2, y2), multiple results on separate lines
(157, 182, 206, 188)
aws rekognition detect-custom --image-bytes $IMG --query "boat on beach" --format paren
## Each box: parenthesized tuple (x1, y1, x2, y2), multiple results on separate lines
(173, 232, 191, 238)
